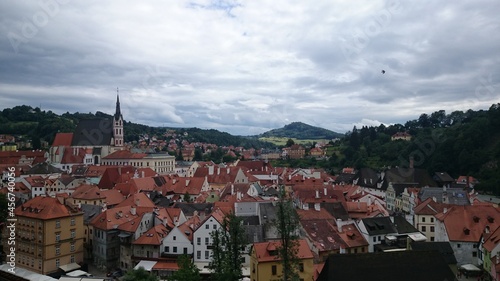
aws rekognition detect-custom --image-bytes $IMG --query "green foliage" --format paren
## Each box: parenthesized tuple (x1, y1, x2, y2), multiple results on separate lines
(209, 212, 248, 281)
(275, 186, 301, 281)
(260, 121, 344, 139)
(123, 267, 158, 281)
(168, 255, 200, 281)
(286, 138, 295, 147)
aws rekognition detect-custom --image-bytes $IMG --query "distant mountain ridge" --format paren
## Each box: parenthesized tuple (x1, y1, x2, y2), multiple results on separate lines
(259, 122, 344, 139)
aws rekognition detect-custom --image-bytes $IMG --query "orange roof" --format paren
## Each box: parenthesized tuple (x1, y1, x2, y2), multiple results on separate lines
(115, 192, 156, 208)
(90, 206, 139, 230)
(297, 208, 335, 221)
(152, 261, 179, 270)
(337, 223, 369, 248)
(133, 224, 169, 245)
(71, 184, 106, 200)
(483, 226, 500, 252)
(435, 205, 500, 242)
(253, 239, 313, 263)
(100, 189, 125, 206)
(15, 196, 78, 220)
(52, 133, 74, 146)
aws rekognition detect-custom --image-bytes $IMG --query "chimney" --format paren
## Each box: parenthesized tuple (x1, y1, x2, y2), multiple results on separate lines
(217, 167, 220, 175)
(288, 174, 291, 181)
(135, 198, 140, 206)
(208, 165, 214, 175)
(324, 187, 327, 196)
(186, 179, 190, 187)
(315, 190, 319, 198)
(368, 195, 372, 206)
(231, 184, 234, 195)
(130, 206, 136, 215)
(141, 171, 145, 178)
(443, 207, 447, 214)
(227, 167, 230, 174)
(337, 218, 343, 232)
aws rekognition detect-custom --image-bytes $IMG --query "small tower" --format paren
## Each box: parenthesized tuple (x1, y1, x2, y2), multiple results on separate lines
(113, 88, 124, 147)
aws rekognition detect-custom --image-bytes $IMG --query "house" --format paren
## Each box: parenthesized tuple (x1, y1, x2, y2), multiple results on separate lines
(3, 196, 84, 275)
(192, 208, 226, 265)
(435, 205, 500, 265)
(287, 144, 305, 159)
(101, 150, 175, 175)
(162, 214, 200, 258)
(413, 197, 450, 242)
(317, 251, 456, 281)
(480, 226, 500, 279)
(391, 132, 412, 141)
(356, 217, 398, 252)
(250, 239, 314, 281)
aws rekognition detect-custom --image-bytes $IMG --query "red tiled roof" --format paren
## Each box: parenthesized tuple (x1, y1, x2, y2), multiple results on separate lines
(70, 184, 106, 200)
(152, 261, 179, 270)
(101, 189, 125, 206)
(253, 239, 313, 262)
(115, 192, 156, 208)
(435, 205, 500, 242)
(52, 133, 74, 146)
(91, 206, 139, 230)
(133, 224, 168, 245)
(15, 196, 77, 220)
(483, 226, 500, 252)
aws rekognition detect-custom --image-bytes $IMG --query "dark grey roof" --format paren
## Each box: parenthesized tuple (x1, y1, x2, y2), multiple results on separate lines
(317, 251, 456, 281)
(81, 204, 103, 224)
(322, 202, 349, 221)
(71, 165, 88, 177)
(356, 168, 379, 188)
(259, 202, 278, 225)
(261, 187, 279, 197)
(71, 119, 113, 146)
(419, 187, 470, 205)
(361, 217, 397, 236)
(173, 203, 214, 217)
(390, 183, 415, 197)
(433, 172, 455, 184)
(411, 242, 458, 264)
(241, 216, 265, 243)
(393, 216, 419, 234)
(58, 176, 76, 186)
(334, 172, 356, 184)
(381, 167, 437, 190)
(24, 162, 63, 175)
(149, 191, 172, 207)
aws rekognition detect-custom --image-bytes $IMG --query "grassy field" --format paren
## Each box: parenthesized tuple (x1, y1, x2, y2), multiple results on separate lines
(259, 137, 329, 146)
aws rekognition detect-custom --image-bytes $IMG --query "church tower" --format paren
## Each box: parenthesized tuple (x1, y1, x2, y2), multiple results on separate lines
(113, 88, 124, 147)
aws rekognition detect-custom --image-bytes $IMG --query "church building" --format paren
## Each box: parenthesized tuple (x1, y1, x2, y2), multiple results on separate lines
(49, 91, 125, 171)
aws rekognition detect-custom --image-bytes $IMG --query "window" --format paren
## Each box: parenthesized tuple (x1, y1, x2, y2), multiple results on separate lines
(430, 217, 434, 223)
(55, 220, 60, 228)
(272, 265, 277, 275)
(457, 244, 461, 248)
(378, 236, 381, 241)
(422, 217, 426, 222)
(197, 237, 201, 245)
(55, 245, 60, 256)
(173, 247, 177, 253)
(165, 246, 169, 252)
(55, 232, 60, 242)
(71, 229, 76, 238)
(421, 226, 426, 232)
(70, 242, 75, 252)
(70, 218, 75, 226)
(197, 251, 201, 259)
(70, 255, 75, 263)
(205, 251, 209, 259)
(299, 263, 304, 272)
(205, 224, 209, 229)
(213, 224, 217, 229)
(205, 237, 209, 245)
(373, 237, 376, 242)
(173, 236, 176, 241)
(430, 237, 435, 241)
(184, 247, 188, 254)
(430, 226, 435, 232)
(55, 259, 60, 268)
(473, 251, 477, 257)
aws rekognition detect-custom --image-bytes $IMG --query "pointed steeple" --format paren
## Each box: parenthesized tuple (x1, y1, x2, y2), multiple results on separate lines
(114, 87, 122, 121)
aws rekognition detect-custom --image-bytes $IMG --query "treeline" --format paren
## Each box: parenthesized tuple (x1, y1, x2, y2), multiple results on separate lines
(0, 106, 271, 150)
(336, 104, 500, 194)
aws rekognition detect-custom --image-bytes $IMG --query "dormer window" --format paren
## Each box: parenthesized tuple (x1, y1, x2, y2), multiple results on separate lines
(473, 216, 480, 223)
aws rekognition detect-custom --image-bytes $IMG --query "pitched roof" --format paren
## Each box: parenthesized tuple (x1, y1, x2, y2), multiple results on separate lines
(71, 119, 113, 146)
(133, 224, 168, 245)
(483, 226, 500, 252)
(90, 206, 140, 230)
(253, 239, 313, 262)
(52, 133, 74, 146)
(435, 205, 500, 242)
(410, 242, 457, 264)
(361, 217, 397, 236)
(70, 184, 106, 200)
(115, 192, 156, 208)
(15, 196, 78, 220)
(318, 251, 455, 281)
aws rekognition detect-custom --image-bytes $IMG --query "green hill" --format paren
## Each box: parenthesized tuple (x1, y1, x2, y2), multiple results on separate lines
(259, 122, 344, 140)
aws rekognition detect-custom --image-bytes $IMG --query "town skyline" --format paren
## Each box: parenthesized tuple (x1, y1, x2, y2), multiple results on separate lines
(1, 0, 499, 136)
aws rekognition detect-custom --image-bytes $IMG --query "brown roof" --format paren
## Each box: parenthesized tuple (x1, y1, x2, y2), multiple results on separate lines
(133, 224, 169, 245)
(101, 189, 125, 206)
(115, 192, 156, 208)
(90, 206, 139, 230)
(413, 197, 449, 215)
(483, 226, 500, 252)
(71, 184, 106, 200)
(15, 196, 78, 220)
(337, 223, 369, 248)
(253, 239, 313, 262)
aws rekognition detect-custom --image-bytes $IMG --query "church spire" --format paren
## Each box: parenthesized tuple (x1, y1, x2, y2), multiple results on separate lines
(114, 87, 122, 121)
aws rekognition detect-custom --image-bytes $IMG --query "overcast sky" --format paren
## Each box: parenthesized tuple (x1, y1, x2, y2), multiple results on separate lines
(1, 0, 499, 136)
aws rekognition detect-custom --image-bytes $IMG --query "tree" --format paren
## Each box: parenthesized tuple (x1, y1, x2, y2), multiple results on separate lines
(275, 186, 300, 281)
(209, 212, 247, 281)
(286, 138, 295, 147)
(168, 255, 200, 281)
(123, 267, 158, 281)
(183, 192, 192, 203)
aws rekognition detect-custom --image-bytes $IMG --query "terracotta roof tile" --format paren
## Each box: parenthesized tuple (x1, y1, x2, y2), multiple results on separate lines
(15, 196, 78, 220)
(253, 239, 313, 262)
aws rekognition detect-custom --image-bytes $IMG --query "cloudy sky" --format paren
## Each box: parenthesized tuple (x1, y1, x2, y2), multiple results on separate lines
(1, 0, 499, 136)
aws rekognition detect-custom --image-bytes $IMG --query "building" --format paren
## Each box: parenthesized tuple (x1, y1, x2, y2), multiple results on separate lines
(49, 93, 125, 166)
(391, 132, 412, 141)
(250, 239, 314, 281)
(4, 196, 84, 275)
(101, 150, 175, 175)
(413, 197, 449, 242)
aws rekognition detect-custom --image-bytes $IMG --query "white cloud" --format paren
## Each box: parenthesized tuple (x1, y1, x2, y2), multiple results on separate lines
(0, 0, 499, 135)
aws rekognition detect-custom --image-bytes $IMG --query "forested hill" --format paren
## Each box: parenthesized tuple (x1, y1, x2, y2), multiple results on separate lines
(259, 122, 344, 139)
(0, 106, 269, 148)
(335, 104, 500, 194)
